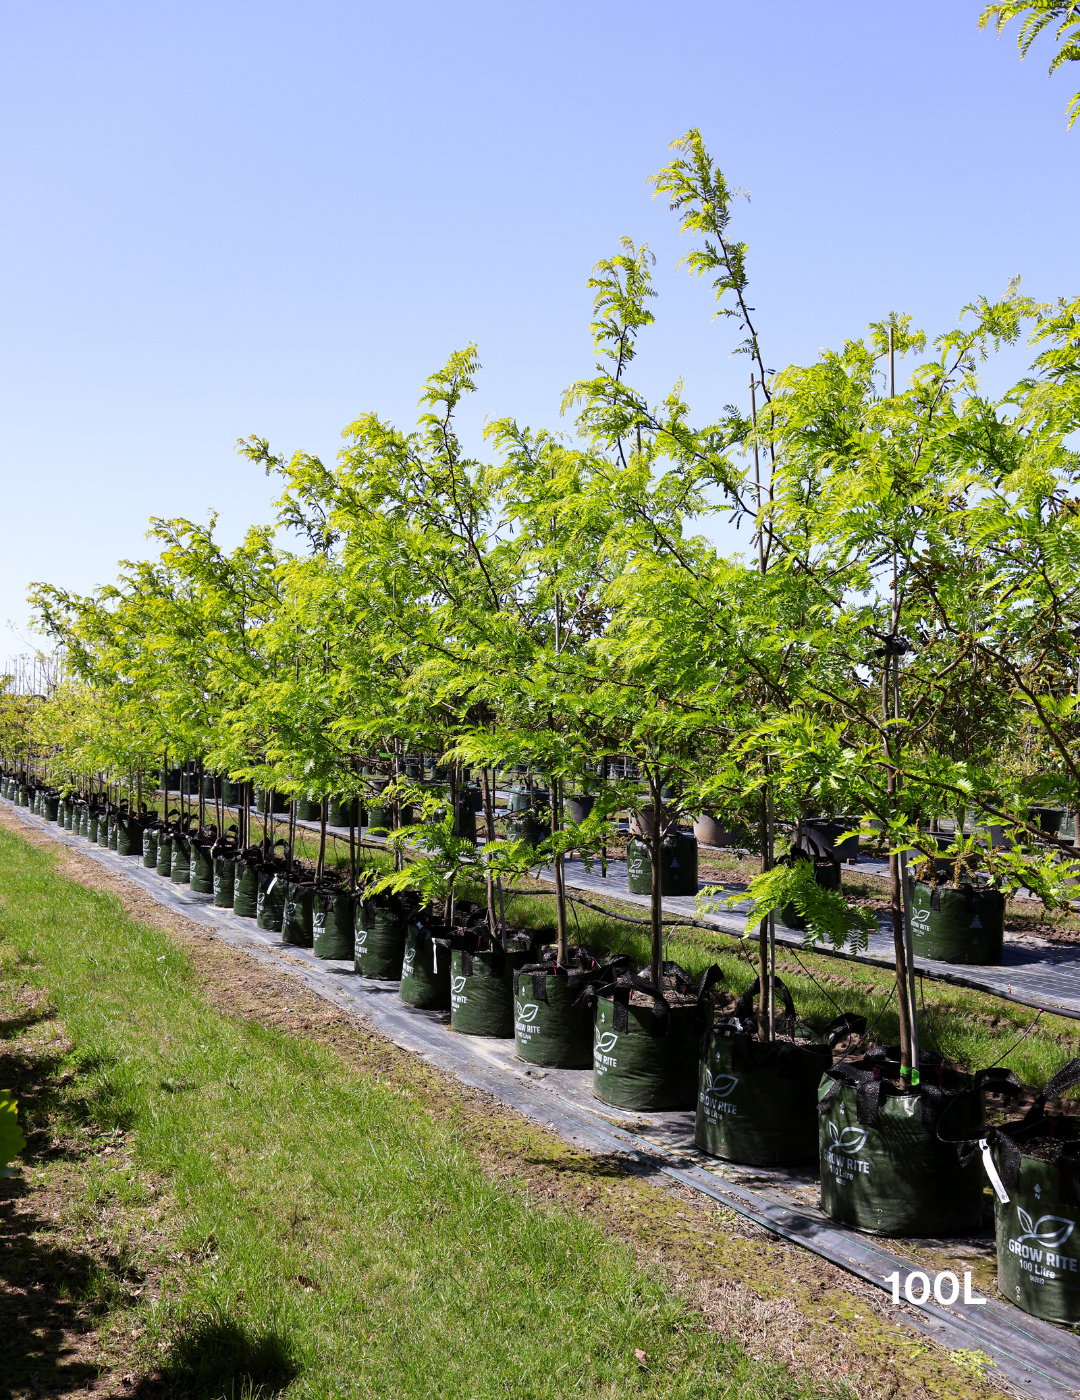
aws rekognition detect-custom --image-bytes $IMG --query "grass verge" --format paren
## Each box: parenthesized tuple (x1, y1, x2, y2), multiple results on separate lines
(0, 818, 859, 1400)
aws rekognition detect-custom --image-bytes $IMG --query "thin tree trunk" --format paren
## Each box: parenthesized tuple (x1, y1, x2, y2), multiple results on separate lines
(757, 783, 771, 1041)
(649, 764, 663, 989)
(317, 795, 327, 881)
(481, 764, 497, 936)
(552, 774, 568, 963)
(883, 657, 913, 1070)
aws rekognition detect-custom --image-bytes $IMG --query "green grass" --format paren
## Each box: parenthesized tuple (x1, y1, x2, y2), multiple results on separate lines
(479, 880, 1080, 1095)
(0, 824, 843, 1400)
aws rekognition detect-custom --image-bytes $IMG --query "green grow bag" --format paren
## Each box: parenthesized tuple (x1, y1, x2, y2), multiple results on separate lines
(63, 801, 76, 831)
(213, 853, 236, 908)
(87, 812, 100, 843)
(116, 815, 142, 857)
(257, 868, 286, 932)
(233, 860, 259, 918)
(985, 1059, 1080, 1324)
(190, 843, 214, 894)
(313, 887, 354, 959)
(222, 779, 242, 807)
(399, 925, 452, 1010)
(995, 1148, 1080, 1324)
(326, 798, 355, 828)
(18, 785, 29, 807)
(142, 827, 158, 868)
(256, 787, 288, 815)
(170, 833, 191, 883)
(365, 803, 388, 831)
(450, 937, 535, 1038)
(592, 995, 705, 1111)
(283, 881, 313, 948)
(156, 833, 172, 877)
(514, 964, 596, 1069)
(108, 815, 119, 850)
(355, 901, 407, 978)
(43, 794, 60, 822)
(696, 1029, 832, 1166)
(297, 797, 322, 822)
(507, 809, 548, 848)
(818, 1054, 985, 1236)
(910, 880, 1005, 966)
(97, 813, 111, 847)
(626, 833, 698, 897)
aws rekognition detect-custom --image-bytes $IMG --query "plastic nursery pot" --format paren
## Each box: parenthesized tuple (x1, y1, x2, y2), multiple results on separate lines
(909, 880, 1005, 966)
(170, 831, 191, 882)
(818, 1049, 986, 1237)
(692, 814, 730, 849)
(256, 866, 287, 931)
(450, 934, 536, 1038)
(514, 957, 605, 1069)
(802, 817, 860, 863)
(233, 858, 260, 918)
(282, 880, 314, 948)
(1028, 806, 1064, 838)
(695, 982, 865, 1167)
(213, 852, 236, 908)
(116, 814, 143, 858)
(156, 832, 173, 877)
(190, 841, 215, 894)
(142, 826, 158, 869)
(591, 964, 721, 1112)
(312, 886, 354, 959)
(398, 923, 452, 1010)
(980, 1060, 1080, 1324)
(566, 794, 595, 826)
(354, 897, 408, 978)
(201, 773, 219, 800)
(626, 832, 699, 898)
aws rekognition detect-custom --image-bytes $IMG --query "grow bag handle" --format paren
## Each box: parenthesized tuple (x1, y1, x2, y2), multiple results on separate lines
(733, 976, 797, 1029)
(823, 1013, 867, 1048)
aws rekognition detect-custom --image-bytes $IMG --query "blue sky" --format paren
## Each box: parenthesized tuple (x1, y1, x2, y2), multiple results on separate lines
(1, 0, 1076, 653)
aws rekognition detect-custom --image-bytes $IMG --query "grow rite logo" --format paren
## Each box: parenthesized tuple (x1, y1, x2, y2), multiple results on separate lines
(515, 1002, 540, 1040)
(1007, 1209, 1078, 1282)
(823, 1121, 871, 1181)
(594, 1029, 619, 1074)
(355, 929, 367, 951)
(700, 1069, 739, 1119)
(450, 974, 468, 1010)
(402, 948, 415, 976)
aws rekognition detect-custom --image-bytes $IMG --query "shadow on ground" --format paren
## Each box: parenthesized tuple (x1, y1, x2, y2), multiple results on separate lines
(136, 1313, 299, 1399)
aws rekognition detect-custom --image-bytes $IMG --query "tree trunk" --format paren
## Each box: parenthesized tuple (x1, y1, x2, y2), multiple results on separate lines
(481, 764, 497, 936)
(757, 783, 771, 1041)
(883, 659, 913, 1070)
(317, 796, 328, 881)
(552, 774, 568, 963)
(649, 765, 663, 989)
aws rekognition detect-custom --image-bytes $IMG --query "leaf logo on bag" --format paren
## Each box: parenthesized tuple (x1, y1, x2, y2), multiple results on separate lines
(595, 1031, 618, 1054)
(1016, 1209, 1076, 1249)
(828, 1123, 869, 1153)
(451, 975, 467, 994)
(702, 1069, 738, 1100)
(402, 950, 415, 975)
(517, 1003, 539, 1025)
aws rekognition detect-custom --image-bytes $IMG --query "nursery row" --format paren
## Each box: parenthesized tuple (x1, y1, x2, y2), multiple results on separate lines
(5, 135, 1080, 1333)
(7, 773, 1080, 1331)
